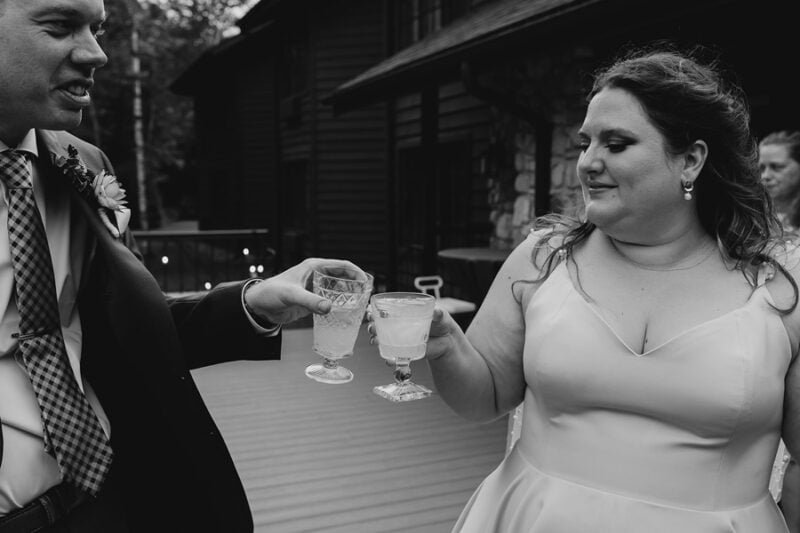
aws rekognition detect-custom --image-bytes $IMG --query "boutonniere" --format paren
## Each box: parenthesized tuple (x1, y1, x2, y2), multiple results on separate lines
(52, 145, 132, 238)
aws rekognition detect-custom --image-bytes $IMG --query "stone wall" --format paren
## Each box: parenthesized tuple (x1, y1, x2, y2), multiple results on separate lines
(485, 45, 597, 249)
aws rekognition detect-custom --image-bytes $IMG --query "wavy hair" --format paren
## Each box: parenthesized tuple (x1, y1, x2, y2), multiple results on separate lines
(529, 44, 796, 311)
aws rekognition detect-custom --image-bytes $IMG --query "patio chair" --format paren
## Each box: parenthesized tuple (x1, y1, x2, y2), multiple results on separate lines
(413, 275, 477, 317)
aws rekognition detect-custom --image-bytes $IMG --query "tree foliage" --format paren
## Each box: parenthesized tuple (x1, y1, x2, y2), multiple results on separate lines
(74, 0, 258, 228)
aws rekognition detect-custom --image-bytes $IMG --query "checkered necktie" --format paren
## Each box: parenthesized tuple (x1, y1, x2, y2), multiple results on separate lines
(0, 150, 112, 496)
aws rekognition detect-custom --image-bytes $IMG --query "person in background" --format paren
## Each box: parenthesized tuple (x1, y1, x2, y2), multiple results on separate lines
(760, 130, 800, 532)
(0, 0, 368, 531)
(407, 45, 800, 531)
(761, 131, 800, 234)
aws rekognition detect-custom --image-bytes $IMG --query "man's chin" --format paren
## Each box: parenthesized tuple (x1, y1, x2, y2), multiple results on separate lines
(43, 109, 84, 132)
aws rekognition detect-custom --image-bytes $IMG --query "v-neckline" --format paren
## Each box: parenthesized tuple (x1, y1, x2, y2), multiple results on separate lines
(556, 263, 767, 357)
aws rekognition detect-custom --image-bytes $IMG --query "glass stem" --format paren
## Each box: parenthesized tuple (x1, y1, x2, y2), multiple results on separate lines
(394, 361, 412, 384)
(323, 358, 338, 369)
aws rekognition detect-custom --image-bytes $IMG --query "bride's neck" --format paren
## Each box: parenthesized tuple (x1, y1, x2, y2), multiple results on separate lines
(605, 231, 717, 271)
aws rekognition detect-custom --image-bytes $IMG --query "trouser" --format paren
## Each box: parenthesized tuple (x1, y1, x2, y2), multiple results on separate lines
(0, 470, 128, 533)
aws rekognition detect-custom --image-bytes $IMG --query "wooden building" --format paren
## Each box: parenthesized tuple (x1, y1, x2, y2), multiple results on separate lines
(172, 0, 391, 282)
(175, 0, 797, 297)
(326, 0, 797, 295)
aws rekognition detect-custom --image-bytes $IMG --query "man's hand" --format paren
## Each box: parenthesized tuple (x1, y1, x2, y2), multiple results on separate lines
(244, 258, 368, 326)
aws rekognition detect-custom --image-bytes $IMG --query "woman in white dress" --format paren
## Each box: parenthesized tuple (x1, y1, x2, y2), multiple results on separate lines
(406, 45, 800, 532)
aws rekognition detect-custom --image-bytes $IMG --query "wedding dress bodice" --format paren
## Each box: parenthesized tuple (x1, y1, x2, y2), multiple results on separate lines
(455, 262, 790, 532)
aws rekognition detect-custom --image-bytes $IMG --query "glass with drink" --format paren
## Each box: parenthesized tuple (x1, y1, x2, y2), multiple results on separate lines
(370, 292, 436, 401)
(305, 268, 373, 384)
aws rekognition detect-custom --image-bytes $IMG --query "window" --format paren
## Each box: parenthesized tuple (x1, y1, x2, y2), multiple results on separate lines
(394, 0, 497, 50)
(441, 0, 469, 25)
(394, 140, 476, 290)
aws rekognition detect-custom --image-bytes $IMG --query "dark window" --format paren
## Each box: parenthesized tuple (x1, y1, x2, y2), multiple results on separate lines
(395, 0, 419, 50)
(441, 0, 469, 25)
(394, 140, 475, 291)
(418, 0, 440, 39)
(395, 0, 439, 50)
(394, 0, 498, 50)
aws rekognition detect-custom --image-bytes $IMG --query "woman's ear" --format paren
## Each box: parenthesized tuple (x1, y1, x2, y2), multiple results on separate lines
(683, 139, 709, 182)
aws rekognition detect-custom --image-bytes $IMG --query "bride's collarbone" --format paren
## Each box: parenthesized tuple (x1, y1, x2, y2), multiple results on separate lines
(578, 269, 754, 353)
(589, 270, 751, 315)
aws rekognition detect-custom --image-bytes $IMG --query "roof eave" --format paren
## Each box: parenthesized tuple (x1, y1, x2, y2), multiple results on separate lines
(325, 0, 741, 112)
(324, 0, 605, 111)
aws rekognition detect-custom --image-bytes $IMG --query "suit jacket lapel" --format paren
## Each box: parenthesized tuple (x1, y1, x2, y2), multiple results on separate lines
(36, 130, 96, 296)
(36, 131, 180, 375)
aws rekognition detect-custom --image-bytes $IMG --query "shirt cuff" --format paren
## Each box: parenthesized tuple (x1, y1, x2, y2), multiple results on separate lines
(242, 279, 281, 337)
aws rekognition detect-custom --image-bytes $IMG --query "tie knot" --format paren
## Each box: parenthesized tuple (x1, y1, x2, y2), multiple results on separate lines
(0, 150, 32, 190)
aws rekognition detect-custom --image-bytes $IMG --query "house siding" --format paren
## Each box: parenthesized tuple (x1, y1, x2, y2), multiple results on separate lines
(308, 0, 389, 283)
(194, 32, 277, 231)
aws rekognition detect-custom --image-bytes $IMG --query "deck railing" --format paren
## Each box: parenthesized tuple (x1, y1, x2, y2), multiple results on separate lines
(131, 229, 275, 295)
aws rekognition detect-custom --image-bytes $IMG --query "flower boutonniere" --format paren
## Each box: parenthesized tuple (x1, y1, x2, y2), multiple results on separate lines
(52, 144, 131, 238)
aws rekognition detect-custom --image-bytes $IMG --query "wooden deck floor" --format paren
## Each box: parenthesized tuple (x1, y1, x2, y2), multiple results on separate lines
(192, 326, 508, 533)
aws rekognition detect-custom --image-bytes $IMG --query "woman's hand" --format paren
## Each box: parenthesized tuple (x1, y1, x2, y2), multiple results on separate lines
(367, 305, 461, 361)
(425, 307, 460, 360)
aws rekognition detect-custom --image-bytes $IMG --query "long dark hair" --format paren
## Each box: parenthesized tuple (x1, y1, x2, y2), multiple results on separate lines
(530, 44, 796, 311)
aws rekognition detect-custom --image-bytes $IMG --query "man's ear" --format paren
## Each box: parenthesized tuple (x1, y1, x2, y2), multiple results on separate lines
(683, 139, 709, 182)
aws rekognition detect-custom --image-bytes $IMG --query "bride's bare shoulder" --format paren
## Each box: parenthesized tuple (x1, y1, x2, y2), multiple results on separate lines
(767, 243, 800, 340)
(505, 226, 563, 274)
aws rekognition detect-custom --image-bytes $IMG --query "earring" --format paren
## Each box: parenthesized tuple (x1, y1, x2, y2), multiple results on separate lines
(682, 180, 694, 201)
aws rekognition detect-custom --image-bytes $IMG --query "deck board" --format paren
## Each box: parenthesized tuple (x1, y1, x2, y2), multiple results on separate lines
(192, 326, 508, 533)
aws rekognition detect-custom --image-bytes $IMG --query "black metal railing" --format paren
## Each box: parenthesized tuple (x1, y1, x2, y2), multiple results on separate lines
(131, 229, 275, 295)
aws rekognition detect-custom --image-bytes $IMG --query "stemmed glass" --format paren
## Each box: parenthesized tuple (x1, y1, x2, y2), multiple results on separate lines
(370, 292, 436, 401)
(305, 268, 373, 384)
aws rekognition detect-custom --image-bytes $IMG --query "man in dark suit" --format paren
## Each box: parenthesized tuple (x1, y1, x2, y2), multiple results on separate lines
(0, 0, 367, 531)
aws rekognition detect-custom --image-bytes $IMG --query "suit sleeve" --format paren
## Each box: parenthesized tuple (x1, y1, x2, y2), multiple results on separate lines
(167, 281, 281, 369)
(91, 144, 282, 369)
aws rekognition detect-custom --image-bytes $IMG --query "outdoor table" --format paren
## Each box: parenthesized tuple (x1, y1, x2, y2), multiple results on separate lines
(192, 326, 509, 532)
(436, 247, 511, 304)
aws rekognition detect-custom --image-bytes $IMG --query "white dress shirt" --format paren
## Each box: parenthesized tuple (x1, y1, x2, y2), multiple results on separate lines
(0, 131, 109, 515)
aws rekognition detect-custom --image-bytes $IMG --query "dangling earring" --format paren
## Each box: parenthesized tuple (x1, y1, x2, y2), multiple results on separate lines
(682, 180, 694, 201)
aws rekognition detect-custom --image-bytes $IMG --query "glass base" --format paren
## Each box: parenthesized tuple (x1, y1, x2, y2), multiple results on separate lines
(373, 381, 432, 402)
(305, 362, 353, 384)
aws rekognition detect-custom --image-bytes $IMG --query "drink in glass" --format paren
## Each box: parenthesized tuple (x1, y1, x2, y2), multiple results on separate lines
(313, 305, 365, 358)
(305, 268, 373, 384)
(370, 292, 436, 401)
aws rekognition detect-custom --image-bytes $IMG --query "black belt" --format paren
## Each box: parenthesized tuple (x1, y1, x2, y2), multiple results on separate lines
(0, 482, 88, 533)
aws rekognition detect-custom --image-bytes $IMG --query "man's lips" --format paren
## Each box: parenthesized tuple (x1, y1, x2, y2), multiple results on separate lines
(55, 81, 93, 106)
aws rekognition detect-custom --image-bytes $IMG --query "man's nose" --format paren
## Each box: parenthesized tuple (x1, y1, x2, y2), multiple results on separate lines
(71, 31, 108, 70)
